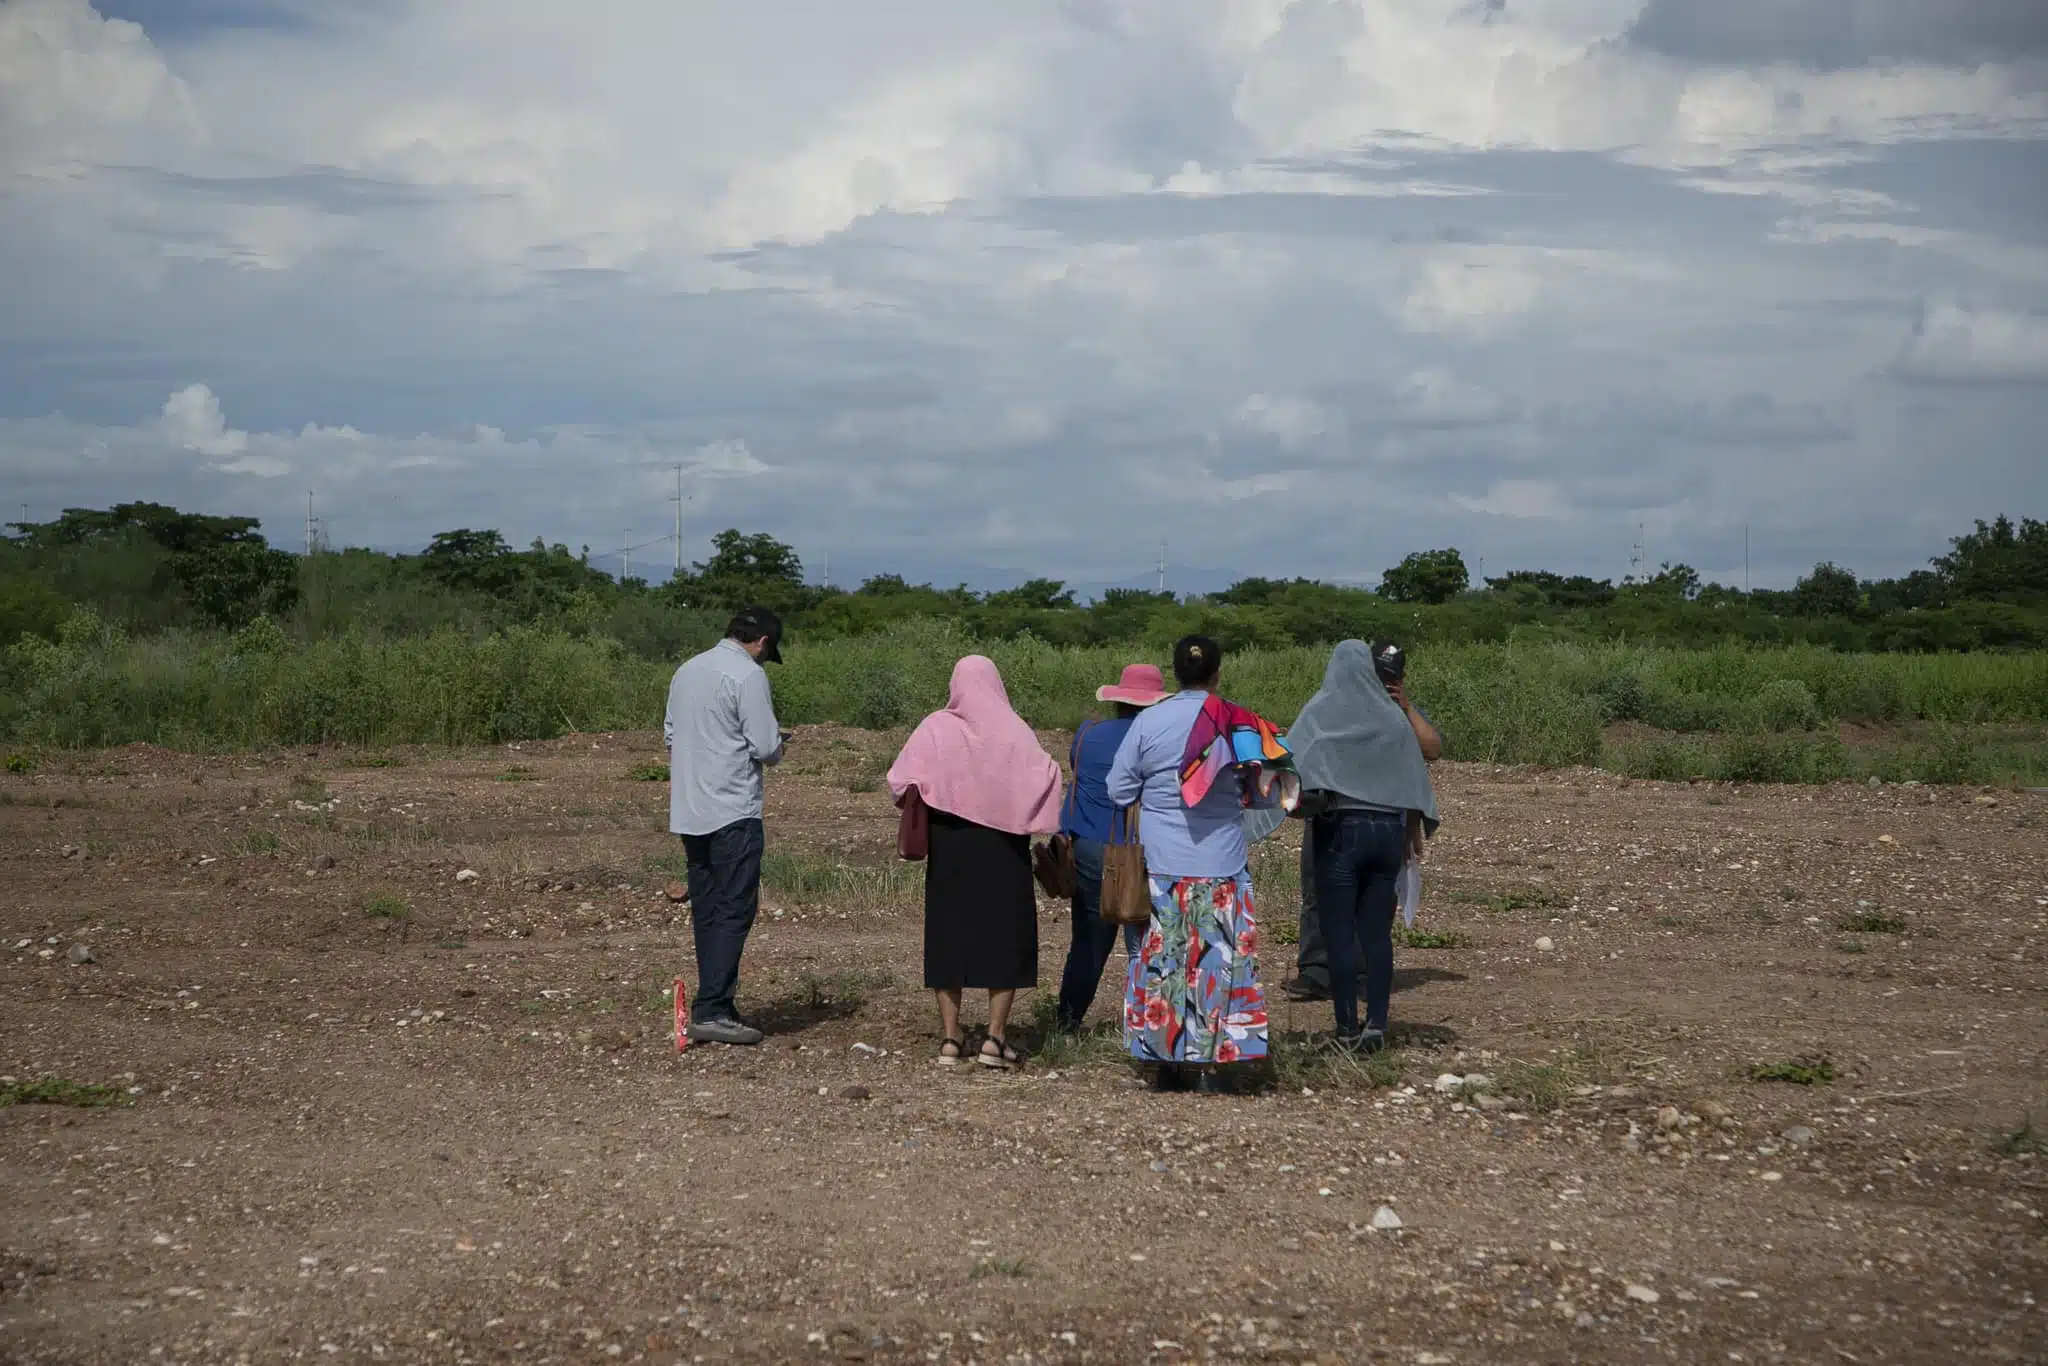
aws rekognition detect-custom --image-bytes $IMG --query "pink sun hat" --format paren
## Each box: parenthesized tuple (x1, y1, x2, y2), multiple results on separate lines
(1096, 663, 1171, 708)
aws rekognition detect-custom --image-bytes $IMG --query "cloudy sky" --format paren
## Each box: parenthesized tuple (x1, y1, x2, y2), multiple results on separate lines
(2, 0, 2044, 594)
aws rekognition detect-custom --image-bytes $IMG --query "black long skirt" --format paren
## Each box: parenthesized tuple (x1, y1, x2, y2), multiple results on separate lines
(923, 807, 1038, 990)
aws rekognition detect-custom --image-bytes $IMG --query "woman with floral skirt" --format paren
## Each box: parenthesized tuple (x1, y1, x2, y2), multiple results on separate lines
(1105, 635, 1283, 1090)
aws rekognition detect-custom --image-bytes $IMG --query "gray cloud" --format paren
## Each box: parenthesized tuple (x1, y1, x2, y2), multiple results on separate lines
(1625, 0, 2048, 69)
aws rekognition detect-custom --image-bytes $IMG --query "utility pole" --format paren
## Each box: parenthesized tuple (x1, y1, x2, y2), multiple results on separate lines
(1744, 523, 1751, 594)
(822, 551, 830, 591)
(1628, 522, 1644, 583)
(305, 491, 316, 558)
(1156, 541, 1166, 595)
(622, 532, 630, 585)
(671, 465, 684, 575)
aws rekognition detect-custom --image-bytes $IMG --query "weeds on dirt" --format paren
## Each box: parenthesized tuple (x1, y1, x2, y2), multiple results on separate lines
(497, 767, 540, 782)
(627, 762, 669, 782)
(1266, 917, 1301, 947)
(5, 752, 33, 774)
(1994, 1115, 2046, 1158)
(1022, 994, 1127, 1071)
(782, 969, 896, 1012)
(1832, 938, 1867, 954)
(1491, 1049, 1592, 1113)
(1269, 1034, 1408, 1093)
(1746, 905, 1778, 924)
(761, 851, 922, 909)
(1838, 909, 1907, 934)
(1394, 927, 1465, 949)
(236, 828, 282, 856)
(1452, 885, 1568, 915)
(289, 773, 329, 803)
(1745, 1056, 1835, 1085)
(363, 891, 412, 922)
(0, 1077, 129, 1108)
(1778, 887, 1805, 902)
(969, 1258, 1034, 1281)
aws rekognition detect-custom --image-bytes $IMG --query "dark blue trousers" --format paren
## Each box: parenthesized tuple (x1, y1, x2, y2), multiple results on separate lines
(1054, 837, 1144, 1030)
(681, 818, 763, 1024)
(1309, 810, 1407, 1036)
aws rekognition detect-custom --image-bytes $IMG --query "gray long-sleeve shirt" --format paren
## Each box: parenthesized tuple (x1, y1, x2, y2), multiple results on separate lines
(663, 639, 784, 836)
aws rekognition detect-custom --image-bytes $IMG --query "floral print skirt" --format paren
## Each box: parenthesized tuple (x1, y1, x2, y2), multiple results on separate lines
(1124, 871, 1269, 1065)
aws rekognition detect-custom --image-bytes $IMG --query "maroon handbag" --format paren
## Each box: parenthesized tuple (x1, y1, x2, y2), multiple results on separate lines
(897, 786, 929, 862)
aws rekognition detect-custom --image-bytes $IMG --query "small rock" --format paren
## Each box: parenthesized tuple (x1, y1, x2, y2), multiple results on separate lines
(1625, 1284, 1661, 1305)
(1434, 1073, 1465, 1095)
(665, 882, 690, 904)
(1476, 1095, 1508, 1113)
(1867, 776, 1883, 789)
(1974, 794, 1999, 808)
(65, 944, 95, 966)
(1369, 1206, 1403, 1232)
(455, 868, 480, 884)
(313, 854, 337, 871)
(1877, 834, 1895, 845)
(1607, 1086, 1640, 1103)
(1462, 1072, 1492, 1092)
(61, 845, 81, 860)
(1149, 1160, 1170, 1173)
(1535, 936, 1555, 952)
(838, 1085, 872, 1102)
(1574, 1312, 1594, 1329)
(1782, 1125, 1816, 1146)
(1694, 1099, 1732, 1124)
(1656, 1106, 1683, 1132)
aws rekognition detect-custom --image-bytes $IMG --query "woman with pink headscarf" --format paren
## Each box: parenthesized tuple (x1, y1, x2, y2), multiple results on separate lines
(888, 656, 1063, 1067)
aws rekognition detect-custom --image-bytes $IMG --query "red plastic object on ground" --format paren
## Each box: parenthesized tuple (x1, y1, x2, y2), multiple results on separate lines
(673, 978, 690, 1053)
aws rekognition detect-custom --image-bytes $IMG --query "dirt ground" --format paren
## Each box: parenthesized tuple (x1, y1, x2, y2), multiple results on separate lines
(2, 726, 2044, 1366)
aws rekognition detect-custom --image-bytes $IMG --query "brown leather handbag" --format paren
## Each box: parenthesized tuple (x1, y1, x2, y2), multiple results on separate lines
(1099, 803, 1151, 926)
(896, 786, 929, 862)
(1032, 834, 1077, 900)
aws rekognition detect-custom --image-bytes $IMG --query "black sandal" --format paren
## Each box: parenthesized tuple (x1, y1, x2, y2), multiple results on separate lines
(978, 1035, 1023, 1070)
(936, 1036, 966, 1067)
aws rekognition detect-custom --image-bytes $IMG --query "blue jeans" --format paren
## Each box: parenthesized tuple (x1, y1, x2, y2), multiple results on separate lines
(1310, 811, 1406, 1036)
(681, 818, 764, 1023)
(1055, 836, 1144, 1030)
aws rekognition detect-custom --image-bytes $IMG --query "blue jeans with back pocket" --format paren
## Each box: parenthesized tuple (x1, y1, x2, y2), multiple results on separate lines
(1310, 810, 1408, 1036)
(1055, 836, 1145, 1030)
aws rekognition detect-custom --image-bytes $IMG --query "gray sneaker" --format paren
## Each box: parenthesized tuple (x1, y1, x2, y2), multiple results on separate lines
(687, 1017, 764, 1046)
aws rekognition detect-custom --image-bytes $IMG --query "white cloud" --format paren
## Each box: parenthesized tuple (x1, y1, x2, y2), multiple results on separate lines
(159, 383, 247, 458)
(1453, 479, 1574, 521)
(1234, 393, 1336, 449)
(1398, 252, 1544, 339)
(1892, 302, 2048, 384)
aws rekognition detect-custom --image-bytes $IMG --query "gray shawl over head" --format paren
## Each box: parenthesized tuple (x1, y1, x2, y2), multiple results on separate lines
(1289, 639, 1441, 835)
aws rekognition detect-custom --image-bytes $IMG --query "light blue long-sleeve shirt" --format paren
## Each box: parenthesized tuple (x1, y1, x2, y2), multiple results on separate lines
(663, 640, 784, 836)
(1105, 690, 1272, 880)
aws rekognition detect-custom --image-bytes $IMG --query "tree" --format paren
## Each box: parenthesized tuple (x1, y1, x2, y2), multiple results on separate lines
(1378, 549, 1469, 604)
(697, 530, 804, 585)
(1864, 569, 1947, 614)
(1791, 561, 1861, 618)
(175, 542, 301, 629)
(859, 573, 913, 597)
(9, 502, 264, 554)
(1484, 570, 1616, 609)
(984, 578, 1075, 611)
(421, 529, 515, 593)
(1627, 561, 1701, 602)
(1933, 516, 2048, 601)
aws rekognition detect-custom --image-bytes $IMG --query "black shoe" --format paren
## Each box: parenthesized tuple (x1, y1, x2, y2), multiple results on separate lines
(687, 1017, 764, 1046)
(1335, 1027, 1388, 1055)
(1148, 1065, 1191, 1093)
(1282, 975, 1330, 1003)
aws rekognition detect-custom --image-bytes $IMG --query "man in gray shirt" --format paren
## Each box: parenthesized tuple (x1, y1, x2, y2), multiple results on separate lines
(664, 608, 787, 1044)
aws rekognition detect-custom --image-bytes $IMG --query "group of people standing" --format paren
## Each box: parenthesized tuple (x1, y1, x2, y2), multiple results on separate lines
(663, 608, 1444, 1086)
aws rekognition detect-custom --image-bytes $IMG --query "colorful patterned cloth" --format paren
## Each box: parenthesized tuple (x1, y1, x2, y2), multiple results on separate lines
(1124, 872, 1269, 1064)
(1177, 694, 1296, 811)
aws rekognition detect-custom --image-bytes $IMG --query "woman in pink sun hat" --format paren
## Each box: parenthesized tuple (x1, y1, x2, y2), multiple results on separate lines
(1052, 663, 1171, 1031)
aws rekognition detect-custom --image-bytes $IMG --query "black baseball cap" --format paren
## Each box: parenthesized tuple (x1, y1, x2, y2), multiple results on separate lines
(1371, 641, 1405, 683)
(728, 607, 784, 664)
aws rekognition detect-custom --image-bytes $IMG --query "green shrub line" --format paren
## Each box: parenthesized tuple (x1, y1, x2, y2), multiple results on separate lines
(2, 613, 2044, 784)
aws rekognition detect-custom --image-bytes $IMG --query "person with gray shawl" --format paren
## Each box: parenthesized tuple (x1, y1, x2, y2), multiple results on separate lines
(1288, 639, 1442, 1051)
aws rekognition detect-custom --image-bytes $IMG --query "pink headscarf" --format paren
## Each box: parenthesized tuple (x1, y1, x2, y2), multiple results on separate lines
(887, 656, 1063, 836)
